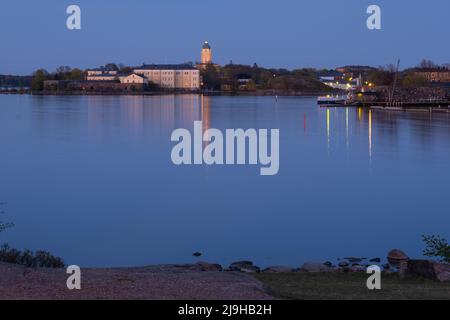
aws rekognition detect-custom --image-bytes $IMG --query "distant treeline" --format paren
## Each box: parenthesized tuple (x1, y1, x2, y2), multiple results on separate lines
(25, 59, 450, 93)
(0, 75, 32, 88)
(29, 63, 336, 94)
(201, 63, 335, 93)
(30, 66, 85, 91)
(367, 60, 450, 88)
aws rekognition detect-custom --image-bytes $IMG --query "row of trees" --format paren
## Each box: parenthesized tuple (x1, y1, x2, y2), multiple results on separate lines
(31, 63, 133, 91)
(417, 59, 450, 70)
(367, 59, 449, 88)
(0, 75, 32, 88)
(30, 63, 157, 91)
(29, 59, 449, 92)
(31, 67, 85, 91)
(367, 69, 428, 88)
(201, 59, 450, 92)
(201, 64, 333, 93)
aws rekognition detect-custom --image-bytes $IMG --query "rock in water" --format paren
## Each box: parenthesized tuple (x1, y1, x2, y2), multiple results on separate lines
(338, 261, 349, 268)
(193, 252, 202, 257)
(387, 249, 409, 267)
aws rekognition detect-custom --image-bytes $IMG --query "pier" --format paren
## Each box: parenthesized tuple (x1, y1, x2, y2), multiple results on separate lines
(345, 100, 450, 112)
(319, 96, 450, 112)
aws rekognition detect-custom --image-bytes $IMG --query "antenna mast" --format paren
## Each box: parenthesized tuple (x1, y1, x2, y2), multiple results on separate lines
(389, 59, 401, 103)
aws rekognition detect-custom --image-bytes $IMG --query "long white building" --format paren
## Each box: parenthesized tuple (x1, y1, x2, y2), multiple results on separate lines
(133, 64, 200, 90)
(85, 64, 200, 90)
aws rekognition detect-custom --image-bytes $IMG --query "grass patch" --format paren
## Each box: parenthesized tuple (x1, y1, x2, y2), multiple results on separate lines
(254, 272, 450, 300)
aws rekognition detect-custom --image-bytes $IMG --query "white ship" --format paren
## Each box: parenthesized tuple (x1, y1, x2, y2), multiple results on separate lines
(317, 94, 347, 106)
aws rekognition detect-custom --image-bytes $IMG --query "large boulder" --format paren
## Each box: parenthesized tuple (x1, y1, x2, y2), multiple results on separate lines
(406, 260, 450, 282)
(228, 261, 260, 273)
(349, 265, 366, 273)
(434, 261, 450, 276)
(299, 262, 333, 273)
(262, 266, 295, 273)
(387, 249, 409, 267)
(437, 272, 450, 282)
(196, 262, 223, 272)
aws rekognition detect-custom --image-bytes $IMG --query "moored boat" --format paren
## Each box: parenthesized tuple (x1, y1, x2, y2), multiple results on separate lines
(317, 95, 347, 106)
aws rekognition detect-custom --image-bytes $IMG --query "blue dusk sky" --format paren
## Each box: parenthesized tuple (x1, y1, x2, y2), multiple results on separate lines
(0, 0, 449, 75)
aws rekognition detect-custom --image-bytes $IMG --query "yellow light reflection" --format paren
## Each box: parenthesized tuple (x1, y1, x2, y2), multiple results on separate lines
(201, 94, 211, 146)
(369, 110, 372, 159)
(326, 108, 330, 151)
(346, 107, 349, 149)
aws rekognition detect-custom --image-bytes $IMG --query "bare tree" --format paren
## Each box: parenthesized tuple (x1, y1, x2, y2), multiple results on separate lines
(418, 59, 437, 69)
(379, 64, 397, 73)
(0, 202, 13, 233)
(56, 66, 72, 74)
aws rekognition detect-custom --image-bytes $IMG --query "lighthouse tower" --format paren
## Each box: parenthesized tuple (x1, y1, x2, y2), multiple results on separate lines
(201, 41, 212, 65)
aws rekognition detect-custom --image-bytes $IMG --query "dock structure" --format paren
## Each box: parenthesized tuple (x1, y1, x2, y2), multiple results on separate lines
(318, 99, 450, 112)
(345, 100, 450, 112)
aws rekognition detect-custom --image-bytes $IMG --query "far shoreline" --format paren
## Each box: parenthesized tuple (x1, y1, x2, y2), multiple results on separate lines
(0, 90, 337, 97)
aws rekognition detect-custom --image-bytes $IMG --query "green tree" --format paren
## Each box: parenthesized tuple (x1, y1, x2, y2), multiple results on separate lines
(130, 85, 142, 92)
(119, 66, 134, 74)
(146, 81, 159, 91)
(104, 63, 119, 71)
(31, 69, 49, 91)
(402, 72, 428, 88)
(293, 68, 318, 78)
(69, 68, 84, 80)
(418, 59, 437, 69)
(268, 75, 332, 93)
(201, 65, 221, 90)
(422, 235, 450, 263)
(368, 70, 395, 86)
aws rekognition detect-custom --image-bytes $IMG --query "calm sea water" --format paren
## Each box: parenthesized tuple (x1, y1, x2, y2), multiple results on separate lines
(0, 94, 449, 267)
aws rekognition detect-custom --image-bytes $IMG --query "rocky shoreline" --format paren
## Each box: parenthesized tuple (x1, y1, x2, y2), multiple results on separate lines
(194, 249, 450, 283)
(1, 248, 449, 300)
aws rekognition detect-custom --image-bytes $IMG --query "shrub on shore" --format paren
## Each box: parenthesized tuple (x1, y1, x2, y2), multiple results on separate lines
(0, 244, 65, 268)
(1, 203, 64, 268)
(0, 203, 13, 233)
(422, 235, 450, 263)
(0, 222, 13, 233)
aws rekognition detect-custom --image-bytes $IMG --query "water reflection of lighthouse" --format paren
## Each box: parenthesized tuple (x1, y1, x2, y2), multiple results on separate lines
(201, 95, 211, 144)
